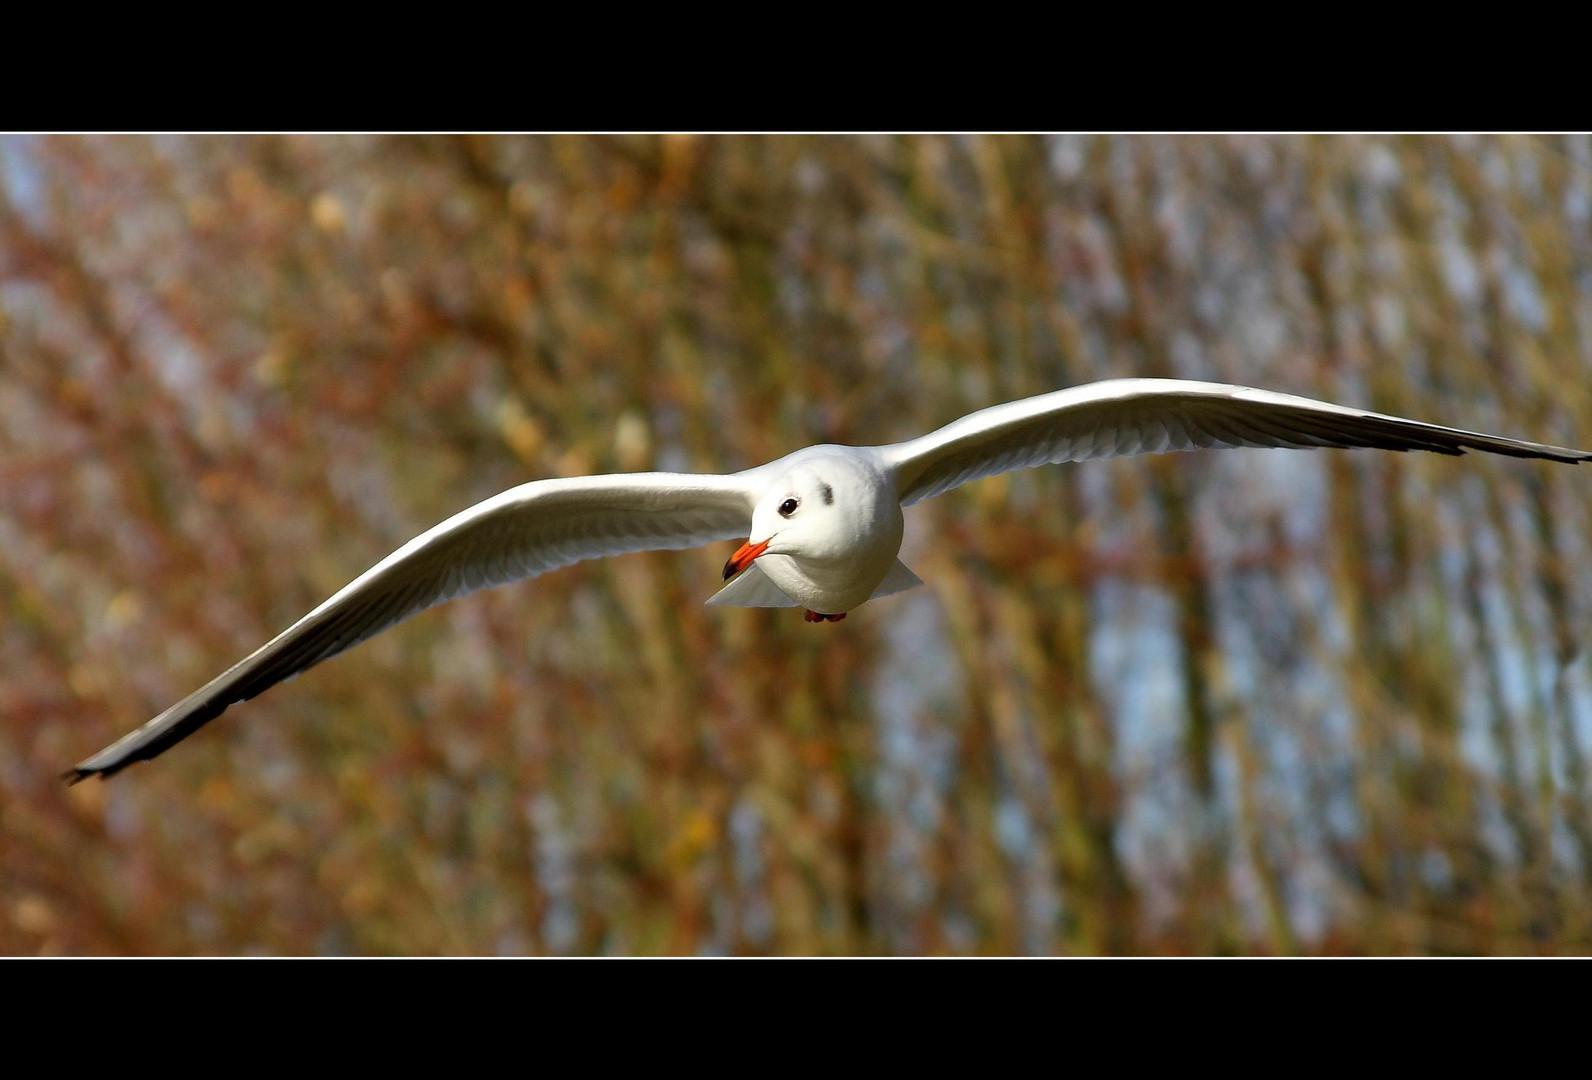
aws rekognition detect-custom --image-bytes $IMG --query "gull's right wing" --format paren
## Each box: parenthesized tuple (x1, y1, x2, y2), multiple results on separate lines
(67, 472, 756, 781)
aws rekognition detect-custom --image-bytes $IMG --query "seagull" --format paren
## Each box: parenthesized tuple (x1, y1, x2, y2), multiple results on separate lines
(65, 378, 1591, 782)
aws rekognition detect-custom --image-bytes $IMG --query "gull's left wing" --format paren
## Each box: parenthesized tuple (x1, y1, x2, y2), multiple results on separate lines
(881, 378, 1592, 507)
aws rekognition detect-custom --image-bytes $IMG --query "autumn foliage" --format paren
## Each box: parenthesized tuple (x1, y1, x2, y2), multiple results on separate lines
(2, 134, 1591, 954)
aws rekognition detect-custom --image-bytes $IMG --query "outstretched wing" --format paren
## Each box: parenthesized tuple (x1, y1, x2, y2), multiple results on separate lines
(884, 378, 1591, 506)
(68, 472, 755, 781)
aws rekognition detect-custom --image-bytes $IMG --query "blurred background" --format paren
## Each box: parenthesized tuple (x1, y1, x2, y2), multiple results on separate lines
(3, 133, 1591, 955)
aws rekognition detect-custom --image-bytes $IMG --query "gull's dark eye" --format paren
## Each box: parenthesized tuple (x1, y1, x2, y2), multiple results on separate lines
(778, 497, 799, 517)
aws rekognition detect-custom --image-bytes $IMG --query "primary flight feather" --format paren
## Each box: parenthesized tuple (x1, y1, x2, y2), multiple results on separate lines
(66, 378, 1592, 782)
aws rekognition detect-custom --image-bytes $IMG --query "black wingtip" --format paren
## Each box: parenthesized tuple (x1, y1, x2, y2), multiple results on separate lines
(61, 767, 95, 786)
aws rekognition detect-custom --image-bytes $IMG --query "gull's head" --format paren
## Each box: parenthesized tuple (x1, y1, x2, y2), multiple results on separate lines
(724, 458, 885, 580)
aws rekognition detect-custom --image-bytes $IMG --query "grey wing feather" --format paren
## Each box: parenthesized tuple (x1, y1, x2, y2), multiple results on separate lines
(883, 378, 1592, 506)
(67, 472, 755, 781)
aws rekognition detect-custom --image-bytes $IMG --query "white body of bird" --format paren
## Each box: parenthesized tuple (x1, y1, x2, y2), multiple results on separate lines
(711, 446, 909, 614)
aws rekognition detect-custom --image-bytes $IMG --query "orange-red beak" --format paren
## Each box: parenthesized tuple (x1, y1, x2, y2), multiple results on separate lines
(723, 538, 771, 580)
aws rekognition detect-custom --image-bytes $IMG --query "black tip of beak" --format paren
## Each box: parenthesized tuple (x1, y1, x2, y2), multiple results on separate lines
(722, 559, 737, 581)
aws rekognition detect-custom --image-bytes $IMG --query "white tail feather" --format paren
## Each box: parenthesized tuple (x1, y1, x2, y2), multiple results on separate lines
(870, 559, 923, 600)
(705, 563, 801, 607)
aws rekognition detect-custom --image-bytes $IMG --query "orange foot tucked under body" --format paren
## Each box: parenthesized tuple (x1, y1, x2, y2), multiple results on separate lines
(804, 610, 848, 623)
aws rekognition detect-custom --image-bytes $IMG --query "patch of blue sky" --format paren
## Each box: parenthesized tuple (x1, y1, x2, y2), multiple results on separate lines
(0, 134, 46, 227)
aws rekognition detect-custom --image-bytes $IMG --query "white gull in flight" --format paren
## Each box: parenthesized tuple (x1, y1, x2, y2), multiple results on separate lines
(66, 378, 1591, 781)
